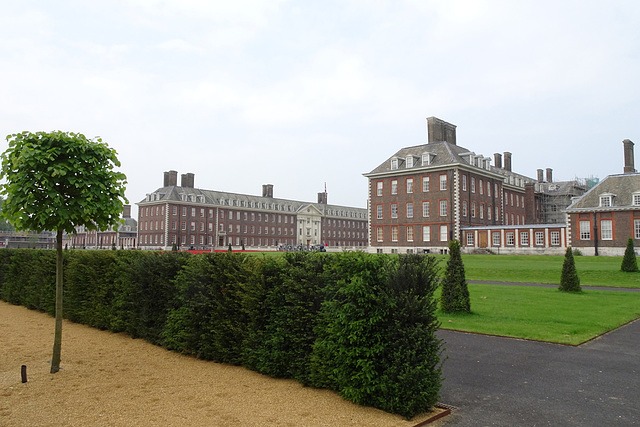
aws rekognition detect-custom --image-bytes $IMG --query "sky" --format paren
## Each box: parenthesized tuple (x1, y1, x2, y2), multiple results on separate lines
(1, 0, 639, 217)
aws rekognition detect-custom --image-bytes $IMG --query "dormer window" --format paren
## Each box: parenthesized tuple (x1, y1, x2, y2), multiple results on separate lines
(406, 156, 414, 168)
(422, 152, 435, 166)
(391, 157, 399, 170)
(633, 193, 640, 206)
(599, 194, 615, 207)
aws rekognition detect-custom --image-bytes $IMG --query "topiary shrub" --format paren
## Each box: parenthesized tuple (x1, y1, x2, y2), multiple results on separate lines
(440, 239, 471, 313)
(621, 238, 638, 272)
(559, 247, 581, 292)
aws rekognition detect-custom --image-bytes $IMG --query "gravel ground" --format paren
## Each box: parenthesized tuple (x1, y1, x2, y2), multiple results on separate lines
(0, 301, 444, 427)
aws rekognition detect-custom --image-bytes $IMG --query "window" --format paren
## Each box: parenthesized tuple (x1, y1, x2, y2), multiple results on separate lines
(391, 158, 399, 170)
(439, 174, 447, 190)
(471, 202, 476, 218)
(406, 178, 414, 194)
(466, 232, 474, 246)
(462, 175, 467, 191)
(487, 182, 491, 197)
(487, 205, 492, 220)
(635, 219, 640, 239)
(406, 202, 413, 218)
(492, 232, 501, 246)
(422, 176, 430, 192)
(407, 226, 414, 242)
(377, 205, 383, 219)
(423, 225, 431, 242)
(391, 226, 398, 242)
(391, 180, 398, 195)
(377, 227, 383, 242)
(471, 177, 476, 193)
(506, 232, 515, 246)
(462, 201, 468, 217)
(479, 179, 484, 195)
(599, 195, 613, 207)
(495, 206, 500, 220)
(422, 201, 430, 217)
(520, 232, 529, 246)
(579, 220, 591, 240)
(377, 181, 383, 196)
(439, 200, 448, 216)
(406, 156, 414, 168)
(391, 203, 398, 218)
(633, 194, 640, 206)
(479, 203, 484, 219)
(601, 220, 613, 240)
(535, 231, 545, 246)
(550, 231, 560, 246)
(440, 225, 448, 242)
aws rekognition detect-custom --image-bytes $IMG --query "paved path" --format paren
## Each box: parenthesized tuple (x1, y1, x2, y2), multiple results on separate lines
(435, 283, 640, 426)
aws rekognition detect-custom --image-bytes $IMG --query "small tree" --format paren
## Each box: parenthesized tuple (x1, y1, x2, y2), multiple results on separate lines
(559, 246, 581, 292)
(621, 238, 638, 272)
(440, 239, 470, 313)
(0, 131, 127, 373)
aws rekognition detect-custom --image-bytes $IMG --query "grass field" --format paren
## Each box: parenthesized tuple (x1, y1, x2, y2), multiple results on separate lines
(436, 283, 640, 345)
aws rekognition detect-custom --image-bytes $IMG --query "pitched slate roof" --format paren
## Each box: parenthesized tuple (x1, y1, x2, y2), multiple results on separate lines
(565, 173, 640, 211)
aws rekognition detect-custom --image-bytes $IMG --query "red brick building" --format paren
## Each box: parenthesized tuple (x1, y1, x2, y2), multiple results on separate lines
(565, 139, 640, 256)
(137, 171, 368, 251)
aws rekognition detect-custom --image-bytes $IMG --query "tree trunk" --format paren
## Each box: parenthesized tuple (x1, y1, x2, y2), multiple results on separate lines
(50, 229, 63, 373)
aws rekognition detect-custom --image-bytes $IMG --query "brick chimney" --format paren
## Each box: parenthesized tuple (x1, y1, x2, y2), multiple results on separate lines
(426, 117, 457, 145)
(262, 184, 274, 198)
(180, 173, 195, 188)
(494, 153, 502, 169)
(122, 205, 131, 218)
(623, 139, 635, 173)
(503, 152, 512, 172)
(318, 192, 328, 204)
(546, 168, 553, 183)
(164, 170, 178, 187)
(537, 169, 544, 182)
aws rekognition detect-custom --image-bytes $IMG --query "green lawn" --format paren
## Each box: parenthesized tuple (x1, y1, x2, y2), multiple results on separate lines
(453, 255, 640, 288)
(436, 283, 640, 345)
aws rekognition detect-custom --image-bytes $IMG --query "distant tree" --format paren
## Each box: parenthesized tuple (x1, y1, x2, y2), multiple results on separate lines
(111, 242, 117, 251)
(440, 239, 471, 313)
(559, 247, 581, 292)
(228, 243, 232, 252)
(0, 196, 15, 231)
(621, 238, 638, 272)
(172, 243, 178, 253)
(0, 131, 127, 373)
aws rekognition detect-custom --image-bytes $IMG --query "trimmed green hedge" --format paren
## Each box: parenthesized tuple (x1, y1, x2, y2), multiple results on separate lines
(0, 249, 443, 419)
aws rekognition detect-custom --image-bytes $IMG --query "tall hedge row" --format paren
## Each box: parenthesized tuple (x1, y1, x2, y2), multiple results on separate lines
(0, 249, 443, 419)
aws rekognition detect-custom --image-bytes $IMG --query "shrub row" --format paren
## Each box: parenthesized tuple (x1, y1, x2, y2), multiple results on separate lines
(0, 249, 443, 419)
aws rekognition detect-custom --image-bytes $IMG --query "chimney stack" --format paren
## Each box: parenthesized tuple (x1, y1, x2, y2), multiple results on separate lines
(494, 153, 502, 169)
(122, 205, 131, 219)
(537, 169, 544, 182)
(546, 168, 553, 183)
(262, 184, 274, 198)
(164, 170, 178, 187)
(318, 192, 328, 204)
(503, 152, 512, 172)
(180, 173, 195, 188)
(623, 139, 636, 173)
(426, 117, 457, 145)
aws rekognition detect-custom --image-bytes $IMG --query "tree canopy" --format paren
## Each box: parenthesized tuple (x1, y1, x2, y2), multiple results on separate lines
(0, 131, 127, 233)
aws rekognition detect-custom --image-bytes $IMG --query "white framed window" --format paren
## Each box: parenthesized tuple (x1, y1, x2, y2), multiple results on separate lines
(471, 177, 476, 193)
(487, 205, 492, 220)
(520, 231, 529, 246)
(550, 231, 560, 246)
(439, 200, 448, 216)
(407, 226, 414, 242)
(492, 232, 501, 246)
(599, 195, 613, 207)
(487, 182, 491, 197)
(391, 203, 398, 218)
(479, 204, 484, 219)
(462, 175, 467, 191)
(422, 176, 430, 192)
(406, 156, 414, 168)
(579, 220, 591, 240)
(633, 193, 640, 206)
(462, 201, 468, 217)
(506, 232, 515, 246)
(377, 181, 383, 196)
(377, 227, 383, 242)
(423, 225, 431, 242)
(535, 231, 545, 246)
(439, 174, 447, 191)
(479, 179, 484, 195)
(635, 219, 640, 239)
(391, 226, 398, 242)
(406, 178, 414, 194)
(391, 158, 399, 170)
(406, 202, 413, 218)
(601, 220, 613, 240)
(466, 232, 474, 246)
(471, 202, 476, 218)
(377, 205, 383, 219)
(440, 225, 448, 242)
(391, 180, 398, 195)
(422, 201, 430, 217)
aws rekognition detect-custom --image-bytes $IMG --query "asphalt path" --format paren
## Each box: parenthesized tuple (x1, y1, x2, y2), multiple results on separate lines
(434, 284, 640, 426)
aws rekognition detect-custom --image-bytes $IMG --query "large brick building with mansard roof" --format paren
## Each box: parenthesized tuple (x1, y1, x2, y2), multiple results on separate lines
(565, 139, 640, 256)
(364, 116, 566, 254)
(136, 171, 367, 251)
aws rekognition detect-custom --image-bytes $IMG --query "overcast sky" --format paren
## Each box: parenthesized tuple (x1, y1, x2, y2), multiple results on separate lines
(2, 0, 639, 216)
